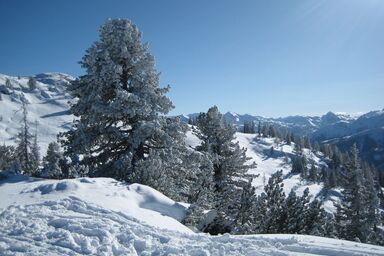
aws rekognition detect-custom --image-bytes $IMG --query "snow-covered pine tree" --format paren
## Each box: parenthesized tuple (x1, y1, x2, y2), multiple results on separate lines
(61, 19, 176, 179)
(234, 179, 257, 234)
(130, 117, 214, 203)
(285, 132, 292, 145)
(5, 78, 12, 89)
(260, 170, 286, 233)
(252, 192, 267, 233)
(285, 187, 325, 235)
(257, 121, 261, 137)
(194, 106, 256, 234)
(303, 136, 311, 149)
(335, 144, 379, 243)
(283, 189, 307, 234)
(291, 155, 307, 175)
(39, 142, 63, 179)
(0, 145, 16, 171)
(183, 152, 214, 230)
(27, 77, 37, 90)
(243, 121, 255, 134)
(362, 162, 381, 244)
(308, 163, 318, 182)
(15, 101, 34, 175)
(268, 125, 276, 138)
(30, 121, 40, 173)
(303, 198, 327, 236)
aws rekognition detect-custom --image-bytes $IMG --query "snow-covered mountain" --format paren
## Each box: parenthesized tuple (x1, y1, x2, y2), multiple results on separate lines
(181, 110, 384, 170)
(181, 111, 362, 136)
(1, 174, 383, 255)
(0, 73, 74, 153)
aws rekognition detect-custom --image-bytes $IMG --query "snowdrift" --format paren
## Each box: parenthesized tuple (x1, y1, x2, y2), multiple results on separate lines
(1, 174, 384, 255)
(0, 174, 190, 234)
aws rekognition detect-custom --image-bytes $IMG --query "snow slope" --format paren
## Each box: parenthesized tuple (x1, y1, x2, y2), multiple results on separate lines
(1, 174, 384, 255)
(186, 130, 335, 211)
(236, 133, 325, 197)
(0, 73, 74, 153)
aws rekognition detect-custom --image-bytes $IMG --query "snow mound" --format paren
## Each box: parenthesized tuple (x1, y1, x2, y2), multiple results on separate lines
(0, 174, 190, 234)
(1, 197, 383, 255)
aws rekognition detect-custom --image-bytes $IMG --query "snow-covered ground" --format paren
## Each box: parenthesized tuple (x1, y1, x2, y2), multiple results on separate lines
(0, 73, 74, 153)
(1, 174, 384, 255)
(0, 175, 190, 234)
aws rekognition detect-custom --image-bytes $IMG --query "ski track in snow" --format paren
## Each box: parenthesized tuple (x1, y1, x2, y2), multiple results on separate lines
(1, 197, 383, 256)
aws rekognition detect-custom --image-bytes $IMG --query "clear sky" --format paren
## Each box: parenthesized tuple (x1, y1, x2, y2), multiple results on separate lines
(0, 0, 383, 117)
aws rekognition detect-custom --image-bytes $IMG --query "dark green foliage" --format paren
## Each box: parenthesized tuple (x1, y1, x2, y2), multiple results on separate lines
(194, 106, 256, 234)
(243, 121, 256, 134)
(291, 155, 307, 175)
(260, 170, 286, 233)
(15, 101, 36, 175)
(234, 179, 257, 234)
(39, 142, 64, 179)
(0, 145, 16, 171)
(335, 144, 380, 243)
(250, 171, 326, 236)
(27, 77, 37, 90)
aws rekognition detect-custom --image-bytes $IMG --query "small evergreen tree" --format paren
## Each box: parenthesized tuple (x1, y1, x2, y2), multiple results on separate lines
(261, 170, 286, 233)
(27, 77, 37, 90)
(5, 78, 12, 89)
(292, 155, 307, 175)
(308, 163, 318, 182)
(30, 121, 40, 174)
(257, 121, 261, 137)
(39, 142, 63, 179)
(234, 179, 257, 234)
(0, 145, 16, 171)
(335, 144, 379, 243)
(243, 121, 256, 134)
(285, 132, 292, 145)
(15, 101, 34, 175)
(194, 106, 256, 234)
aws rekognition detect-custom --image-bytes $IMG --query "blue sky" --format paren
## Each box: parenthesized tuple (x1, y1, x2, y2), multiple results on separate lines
(0, 0, 383, 117)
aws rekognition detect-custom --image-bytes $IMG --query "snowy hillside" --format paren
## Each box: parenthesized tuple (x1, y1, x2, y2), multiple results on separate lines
(1, 174, 383, 255)
(187, 130, 338, 212)
(0, 73, 74, 153)
(182, 110, 384, 170)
